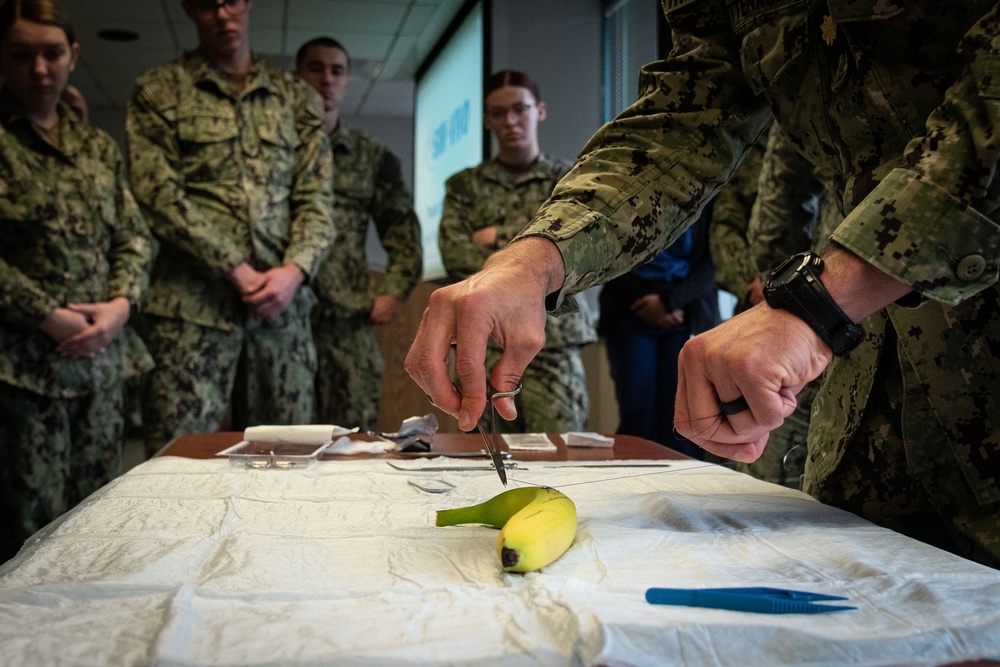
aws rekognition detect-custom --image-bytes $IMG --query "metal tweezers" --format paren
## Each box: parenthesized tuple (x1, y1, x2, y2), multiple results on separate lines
(645, 587, 856, 614)
(452, 381, 521, 486)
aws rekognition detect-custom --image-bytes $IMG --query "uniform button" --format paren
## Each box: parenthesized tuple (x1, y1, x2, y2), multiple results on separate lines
(956, 254, 986, 281)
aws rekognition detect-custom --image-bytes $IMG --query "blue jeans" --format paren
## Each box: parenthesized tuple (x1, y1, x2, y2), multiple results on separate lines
(604, 313, 702, 459)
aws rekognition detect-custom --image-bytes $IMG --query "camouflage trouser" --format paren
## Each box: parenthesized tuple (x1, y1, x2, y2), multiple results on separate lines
(734, 379, 815, 489)
(312, 314, 384, 431)
(137, 313, 316, 457)
(484, 345, 589, 433)
(804, 340, 1000, 568)
(0, 382, 124, 563)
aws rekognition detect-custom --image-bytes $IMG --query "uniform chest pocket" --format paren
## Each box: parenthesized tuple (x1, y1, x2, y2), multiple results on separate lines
(252, 111, 297, 186)
(0, 186, 65, 276)
(731, 0, 815, 96)
(176, 110, 239, 182)
(333, 167, 374, 204)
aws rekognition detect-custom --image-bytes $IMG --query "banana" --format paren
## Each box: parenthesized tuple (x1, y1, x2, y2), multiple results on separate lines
(436, 486, 577, 573)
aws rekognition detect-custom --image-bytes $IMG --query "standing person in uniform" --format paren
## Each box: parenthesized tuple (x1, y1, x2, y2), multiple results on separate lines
(407, 4, 1000, 567)
(127, 0, 333, 456)
(598, 212, 718, 457)
(294, 37, 422, 431)
(0, 0, 152, 561)
(438, 70, 596, 434)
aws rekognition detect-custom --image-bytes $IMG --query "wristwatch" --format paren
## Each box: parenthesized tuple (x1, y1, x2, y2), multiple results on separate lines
(763, 252, 864, 356)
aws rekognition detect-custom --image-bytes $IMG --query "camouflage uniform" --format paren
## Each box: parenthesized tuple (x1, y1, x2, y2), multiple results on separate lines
(127, 52, 334, 454)
(312, 125, 422, 430)
(517, 2, 1000, 565)
(733, 123, 843, 488)
(0, 90, 153, 560)
(440, 155, 597, 432)
(707, 130, 766, 312)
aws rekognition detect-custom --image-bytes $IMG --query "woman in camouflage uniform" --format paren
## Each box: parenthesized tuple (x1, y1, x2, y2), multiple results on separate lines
(438, 71, 596, 433)
(0, 0, 152, 562)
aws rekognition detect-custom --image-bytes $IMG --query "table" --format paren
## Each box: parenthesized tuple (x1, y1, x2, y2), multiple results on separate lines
(157, 430, 691, 461)
(1, 432, 999, 666)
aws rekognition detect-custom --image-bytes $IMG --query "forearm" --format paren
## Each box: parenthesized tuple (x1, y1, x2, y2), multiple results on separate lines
(818, 243, 912, 324)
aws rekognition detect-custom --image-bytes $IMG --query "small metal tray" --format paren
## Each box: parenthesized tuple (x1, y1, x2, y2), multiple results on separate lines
(216, 440, 331, 469)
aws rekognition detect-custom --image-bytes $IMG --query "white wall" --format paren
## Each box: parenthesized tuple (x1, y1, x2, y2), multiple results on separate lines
(490, 0, 604, 164)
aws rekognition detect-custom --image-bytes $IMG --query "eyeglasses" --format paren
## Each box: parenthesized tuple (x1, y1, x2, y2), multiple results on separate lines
(486, 103, 534, 122)
(187, 0, 249, 19)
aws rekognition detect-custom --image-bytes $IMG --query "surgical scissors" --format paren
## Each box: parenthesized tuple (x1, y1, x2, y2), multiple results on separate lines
(451, 381, 521, 486)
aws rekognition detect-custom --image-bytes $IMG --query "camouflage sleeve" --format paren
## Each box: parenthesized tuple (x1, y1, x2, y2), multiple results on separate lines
(707, 136, 767, 298)
(831, 7, 1000, 306)
(125, 72, 247, 279)
(103, 135, 153, 305)
(371, 149, 422, 299)
(0, 260, 58, 329)
(283, 81, 334, 280)
(746, 123, 819, 276)
(516, 2, 772, 305)
(438, 170, 495, 282)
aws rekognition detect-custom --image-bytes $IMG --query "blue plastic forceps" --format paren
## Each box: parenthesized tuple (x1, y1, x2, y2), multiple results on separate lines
(645, 587, 856, 614)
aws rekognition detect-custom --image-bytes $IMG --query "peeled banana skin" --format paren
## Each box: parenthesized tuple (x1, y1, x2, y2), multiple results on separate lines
(436, 486, 577, 573)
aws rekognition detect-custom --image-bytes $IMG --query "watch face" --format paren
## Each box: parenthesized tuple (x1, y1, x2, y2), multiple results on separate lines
(772, 253, 812, 287)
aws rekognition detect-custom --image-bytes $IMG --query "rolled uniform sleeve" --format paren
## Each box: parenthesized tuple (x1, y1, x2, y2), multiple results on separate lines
(516, 3, 772, 306)
(832, 8, 1000, 306)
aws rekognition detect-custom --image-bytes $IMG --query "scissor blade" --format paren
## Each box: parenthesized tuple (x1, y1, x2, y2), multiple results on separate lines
(477, 423, 507, 486)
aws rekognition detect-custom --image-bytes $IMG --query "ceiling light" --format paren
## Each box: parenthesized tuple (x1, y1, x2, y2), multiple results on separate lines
(97, 29, 139, 43)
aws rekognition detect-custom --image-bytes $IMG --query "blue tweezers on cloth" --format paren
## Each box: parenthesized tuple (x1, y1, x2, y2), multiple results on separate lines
(645, 587, 856, 614)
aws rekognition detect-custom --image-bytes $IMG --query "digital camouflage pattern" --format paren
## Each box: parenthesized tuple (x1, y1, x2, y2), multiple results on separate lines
(441, 155, 597, 431)
(0, 92, 151, 561)
(0, 384, 125, 562)
(0, 91, 153, 398)
(127, 52, 333, 448)
(137, 307, 316, 456)
(747, 123, 841, 272)
(311, 315, 382, 431)
(314, 125, 421, 317)
(707, 130, 766, 312)
(311, 125, 422, 430)
(732, 124, 842, 488)
(517, 2, 1000, 562)
(484, 344, 589, 434)
(440, 154, 597, 349)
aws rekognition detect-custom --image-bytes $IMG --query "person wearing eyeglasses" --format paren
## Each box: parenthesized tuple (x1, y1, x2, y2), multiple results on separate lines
(410, 5, 1000, 567)
(0, 0, 153, 562)
(125, 0, 334, 455)
(438, 70, 596, 434)
(293, 37, 422, 432)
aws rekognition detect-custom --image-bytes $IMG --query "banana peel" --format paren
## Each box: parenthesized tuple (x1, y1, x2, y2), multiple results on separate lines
(436, 486, 577, 573)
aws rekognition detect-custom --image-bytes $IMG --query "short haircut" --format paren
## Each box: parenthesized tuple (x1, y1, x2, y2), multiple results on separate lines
(0, 0, 75, 46)
(295, 36, 351, 70)
(484, 70, 541, 103)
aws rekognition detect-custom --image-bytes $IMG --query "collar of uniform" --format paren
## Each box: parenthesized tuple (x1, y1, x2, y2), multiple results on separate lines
(330, 121, 357, 155)
(0, 87, 22, 128)
(479, 153, 555, 186)
(187, 50, 274, 98)
(0, 87, 84, 160)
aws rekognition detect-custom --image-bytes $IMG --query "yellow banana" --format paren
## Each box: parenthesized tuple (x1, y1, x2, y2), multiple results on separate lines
(436, 486, 577, 573)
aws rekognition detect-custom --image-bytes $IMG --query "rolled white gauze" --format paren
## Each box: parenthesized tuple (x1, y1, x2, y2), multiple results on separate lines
(243, 424, 337, 445)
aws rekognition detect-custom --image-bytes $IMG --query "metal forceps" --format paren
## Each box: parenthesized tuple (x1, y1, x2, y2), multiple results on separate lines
(452, 381, 522, 486)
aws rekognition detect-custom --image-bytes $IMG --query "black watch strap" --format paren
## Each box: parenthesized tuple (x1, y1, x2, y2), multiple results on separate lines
(764, 252, 864, 356)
